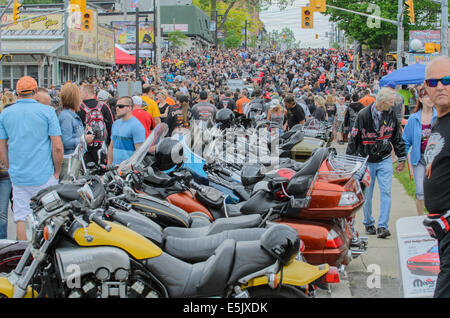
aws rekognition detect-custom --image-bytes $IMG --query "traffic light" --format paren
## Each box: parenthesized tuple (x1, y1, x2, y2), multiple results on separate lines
(283, 33, 286, 40)
(310, 0, 326, 13)
(405, 0, 415, 24)
(81, 9, 93, 31)
(70, 0, 86, 12)
(13, 0, 22, 25)
(301, 7, 314, 29)
(315, 34, 319, 39)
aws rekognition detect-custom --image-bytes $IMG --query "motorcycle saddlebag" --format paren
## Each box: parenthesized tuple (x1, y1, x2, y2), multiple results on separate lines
(131, 195, 191, 228)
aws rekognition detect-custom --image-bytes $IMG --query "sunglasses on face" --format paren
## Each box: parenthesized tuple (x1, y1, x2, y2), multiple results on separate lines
(425, 76, 450, 87)
(116, 104, 131, 109)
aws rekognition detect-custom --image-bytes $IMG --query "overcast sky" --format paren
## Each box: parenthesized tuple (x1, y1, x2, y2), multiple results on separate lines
(259, 0, 333, 48)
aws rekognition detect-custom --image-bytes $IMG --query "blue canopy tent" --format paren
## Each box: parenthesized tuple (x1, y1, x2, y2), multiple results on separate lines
(379, 63, 426, 87)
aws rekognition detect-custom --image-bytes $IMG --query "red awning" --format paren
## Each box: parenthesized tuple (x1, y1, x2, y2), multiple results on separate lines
(115, 46, 137, 65)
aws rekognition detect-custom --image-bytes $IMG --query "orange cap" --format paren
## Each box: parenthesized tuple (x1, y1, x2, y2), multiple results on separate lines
(16, 76, 38, 95)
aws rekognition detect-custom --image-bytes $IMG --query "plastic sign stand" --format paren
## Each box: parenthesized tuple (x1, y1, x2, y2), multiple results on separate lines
(396, 216, 439, 298)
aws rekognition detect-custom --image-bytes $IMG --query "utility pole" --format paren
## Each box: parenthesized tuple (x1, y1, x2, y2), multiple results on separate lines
(244, 20, 248, 50)
(153, 0, 156, 64)
(441, 0, 448, 56)
(397, 0, 404, 69)
(156, 0, 161, 69)
(135, 6, 140, 82)
(0, 0, 15, 92)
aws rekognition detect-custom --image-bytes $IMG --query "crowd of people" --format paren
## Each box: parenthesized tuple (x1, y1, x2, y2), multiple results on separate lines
(0, 47, 449, 297)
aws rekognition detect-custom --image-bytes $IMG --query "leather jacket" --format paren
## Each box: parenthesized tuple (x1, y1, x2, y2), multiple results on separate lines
(346, 103, 406, 163)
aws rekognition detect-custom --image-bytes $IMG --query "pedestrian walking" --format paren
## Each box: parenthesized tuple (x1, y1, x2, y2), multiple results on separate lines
(58, 82, 94, 181)
(0, 76, 63, 240)
(346, 87, 406, 239)
(402, 86, 437, 216)
(107, 96, 146, 166)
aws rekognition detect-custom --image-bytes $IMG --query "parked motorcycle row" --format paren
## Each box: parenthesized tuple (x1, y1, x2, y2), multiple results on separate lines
(0, 112, 371, 298)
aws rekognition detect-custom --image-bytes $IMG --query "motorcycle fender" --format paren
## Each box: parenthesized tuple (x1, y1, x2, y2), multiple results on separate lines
(73, 221, 162, 260)
(243, 260, 329, 288)
(0, 276, 37, 298)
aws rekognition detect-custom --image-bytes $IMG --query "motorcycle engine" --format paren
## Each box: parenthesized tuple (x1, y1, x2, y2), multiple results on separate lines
(55, 246, 160, 298)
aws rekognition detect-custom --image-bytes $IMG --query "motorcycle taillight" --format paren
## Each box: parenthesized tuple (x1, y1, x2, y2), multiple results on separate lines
(325, 229, 344, 249)
(322, 266, 340, 284)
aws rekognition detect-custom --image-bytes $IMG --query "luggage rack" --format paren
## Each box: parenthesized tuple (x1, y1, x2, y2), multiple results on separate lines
(319, 153, 369, 182)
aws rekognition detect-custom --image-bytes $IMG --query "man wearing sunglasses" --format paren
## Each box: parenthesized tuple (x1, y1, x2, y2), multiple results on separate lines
(422, 56, 450, 298)
(107, 96, 146, 166)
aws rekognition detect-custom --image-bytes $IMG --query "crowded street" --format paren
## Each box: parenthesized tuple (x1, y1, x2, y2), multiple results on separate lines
(0, 0, 449, 305)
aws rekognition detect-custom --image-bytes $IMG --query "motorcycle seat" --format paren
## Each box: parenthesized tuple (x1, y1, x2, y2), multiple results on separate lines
(162, 214, 263, 238)
(145, 225, 286, 297)
(240, 190, 285, 215)
(163, 227, 266, 263)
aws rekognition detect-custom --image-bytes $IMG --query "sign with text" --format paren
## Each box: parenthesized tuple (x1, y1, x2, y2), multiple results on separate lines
(396, 216, 439, 298)
(1, 13, 63, 30)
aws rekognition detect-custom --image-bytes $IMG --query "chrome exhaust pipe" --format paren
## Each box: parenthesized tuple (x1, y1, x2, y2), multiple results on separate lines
(351, 249, 365, 258)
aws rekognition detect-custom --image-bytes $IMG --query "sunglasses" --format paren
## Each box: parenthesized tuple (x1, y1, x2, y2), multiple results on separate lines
(425, 76, 450, 87)
(116, 104, 131, 109)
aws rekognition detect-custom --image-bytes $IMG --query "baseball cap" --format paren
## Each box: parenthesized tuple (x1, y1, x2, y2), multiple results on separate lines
(132, 95, 143, 106)
(16, 76, 38, 95)
(97, 89, 110, 101)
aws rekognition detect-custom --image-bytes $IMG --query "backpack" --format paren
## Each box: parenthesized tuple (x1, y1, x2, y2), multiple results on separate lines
(80, 101, 108, 148)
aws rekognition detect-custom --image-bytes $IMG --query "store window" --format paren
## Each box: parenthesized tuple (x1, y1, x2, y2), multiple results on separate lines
(28, 66, 39, 83)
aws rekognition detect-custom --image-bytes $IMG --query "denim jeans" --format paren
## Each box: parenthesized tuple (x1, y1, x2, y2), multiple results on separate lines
(363, 156, 393, 230)
(0, 178, 12, 239)
(412, 154, 426, 201)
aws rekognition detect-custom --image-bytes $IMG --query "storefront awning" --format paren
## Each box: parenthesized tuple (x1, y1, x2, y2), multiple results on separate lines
(1, 40, 64, 55)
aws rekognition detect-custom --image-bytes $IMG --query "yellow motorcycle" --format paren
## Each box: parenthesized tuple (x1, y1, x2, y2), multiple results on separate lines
(0, 179, 330, 298)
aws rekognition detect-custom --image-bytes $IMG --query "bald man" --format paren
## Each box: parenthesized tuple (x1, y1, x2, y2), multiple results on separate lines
(422, 56, 450, 298)
(35, 88, 51, 106)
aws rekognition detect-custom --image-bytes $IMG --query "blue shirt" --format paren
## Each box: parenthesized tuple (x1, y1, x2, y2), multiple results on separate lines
(111, 116, 146, 165)
(0, 99, 61, 186)
(58, 109, 84, 155)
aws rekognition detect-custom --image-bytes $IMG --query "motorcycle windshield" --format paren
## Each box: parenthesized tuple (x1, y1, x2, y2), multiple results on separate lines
(118, 123, 169, 174)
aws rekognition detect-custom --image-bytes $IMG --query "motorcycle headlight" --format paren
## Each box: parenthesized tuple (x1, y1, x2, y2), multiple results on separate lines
(339, 192, 359, 206)
(25, 213, 39, 242)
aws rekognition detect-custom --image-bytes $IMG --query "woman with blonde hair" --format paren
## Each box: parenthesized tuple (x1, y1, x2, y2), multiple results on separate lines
(267, 99, 287, 136)
(313, 95, 328, 122)
(1, 91, 17, 112)
(58, 82, 94, 180)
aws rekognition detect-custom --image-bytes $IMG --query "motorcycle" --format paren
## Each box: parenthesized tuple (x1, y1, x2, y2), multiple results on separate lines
(133, 140, 369, 269)
(0, 177, 333, 298)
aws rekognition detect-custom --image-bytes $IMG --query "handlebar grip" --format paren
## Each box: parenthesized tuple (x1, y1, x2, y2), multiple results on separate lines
(92, 214, 112, 232)
(110, 213, 131, 228)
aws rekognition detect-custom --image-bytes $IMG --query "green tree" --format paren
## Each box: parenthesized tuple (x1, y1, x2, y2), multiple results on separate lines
(168, 30, 188, 49)
(324, 0, 441, 52)
(224, 32, 241, 48)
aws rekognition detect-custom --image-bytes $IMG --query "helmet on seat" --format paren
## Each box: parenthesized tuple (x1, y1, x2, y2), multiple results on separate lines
(216, 108, 235, 129)
(260, 224, 300, 265)
(155, 138, 184, 171)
